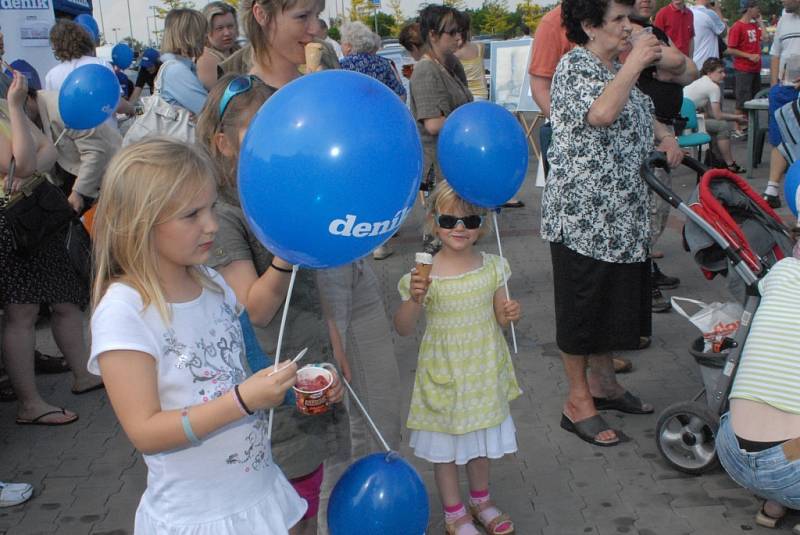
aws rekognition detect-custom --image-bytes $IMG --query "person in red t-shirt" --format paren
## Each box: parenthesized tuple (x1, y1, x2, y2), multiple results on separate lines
(653, 0, 695, 56)
(728, 0, 763, 117)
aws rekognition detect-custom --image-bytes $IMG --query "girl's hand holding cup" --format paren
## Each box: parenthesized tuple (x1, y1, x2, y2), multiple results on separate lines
(325, 367, 344, 404)
(238, 361, 298, 411)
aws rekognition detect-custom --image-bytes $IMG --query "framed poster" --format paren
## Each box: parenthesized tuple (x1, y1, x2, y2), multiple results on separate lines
(489, 38, 539, 113)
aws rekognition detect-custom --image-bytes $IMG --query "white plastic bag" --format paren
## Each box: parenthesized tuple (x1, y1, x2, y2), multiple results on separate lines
(671, 297, 743, 353)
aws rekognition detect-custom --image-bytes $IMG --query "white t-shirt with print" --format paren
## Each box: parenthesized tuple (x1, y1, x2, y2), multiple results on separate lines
(89, 268, 306, 534)
(684, 74, 721, 111)
(771, 10, 800, 83)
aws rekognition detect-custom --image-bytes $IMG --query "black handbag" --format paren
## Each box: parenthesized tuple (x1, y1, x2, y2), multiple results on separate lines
(3, 157, 76, 257)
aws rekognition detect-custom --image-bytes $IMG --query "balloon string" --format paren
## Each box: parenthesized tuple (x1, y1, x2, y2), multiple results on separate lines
(493, 211, 518, 354)
(267, 264, 299, 443)
(53, 129, 67, 147)
(342, 377, 391, 453)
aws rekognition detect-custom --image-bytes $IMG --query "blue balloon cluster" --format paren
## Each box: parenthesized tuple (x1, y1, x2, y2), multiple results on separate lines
(58, 64, 120, 130)
(75, 14, 100, 44)
(238, 70, 423, 268)
(112, 43, 134, 70)
(785, 160, 800, 217)
(437, 101, 529, 208)
(327, 452, 429, 535)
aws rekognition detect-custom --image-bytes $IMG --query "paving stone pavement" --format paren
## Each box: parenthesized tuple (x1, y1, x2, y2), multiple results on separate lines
(1, 127, 797, 534)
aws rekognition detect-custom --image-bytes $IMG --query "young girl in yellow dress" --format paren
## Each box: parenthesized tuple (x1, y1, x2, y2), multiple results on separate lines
(394, 182, 521, 535)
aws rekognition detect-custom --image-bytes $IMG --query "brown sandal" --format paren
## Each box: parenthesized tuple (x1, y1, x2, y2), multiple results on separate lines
(468, 502, 514, 535)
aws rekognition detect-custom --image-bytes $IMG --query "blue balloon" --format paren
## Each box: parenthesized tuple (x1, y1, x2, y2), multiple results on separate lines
(328, 452, 429, 535)
(111, 43, 134, 69)
(784, 161, 800, 217)
(75, 14, 100, 44)
(58, 64, 120, 130)
(238, 70, 422, 268)
(437, 101, 529, 208)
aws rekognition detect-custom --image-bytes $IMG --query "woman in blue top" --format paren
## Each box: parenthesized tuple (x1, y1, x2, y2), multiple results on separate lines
(339, 21, 406, 102)
(159, 9, 209, 116)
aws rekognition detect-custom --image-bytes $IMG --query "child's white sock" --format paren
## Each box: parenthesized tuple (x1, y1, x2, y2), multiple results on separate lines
(765, 181, 781, 197)
(443, 503, 479, 535)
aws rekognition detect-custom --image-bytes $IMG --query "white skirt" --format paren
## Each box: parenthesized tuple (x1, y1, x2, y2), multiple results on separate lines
(134, 464, 307, 535)
(409, 415, 517, 465)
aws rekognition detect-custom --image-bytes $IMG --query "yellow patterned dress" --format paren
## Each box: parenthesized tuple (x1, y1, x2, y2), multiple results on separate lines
(398, 253, 521, 464)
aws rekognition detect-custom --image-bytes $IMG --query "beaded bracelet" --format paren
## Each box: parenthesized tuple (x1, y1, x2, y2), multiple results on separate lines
(233, 384, 254, 415)
(270, 261, 293, 273)
(181, 408, 201, 446)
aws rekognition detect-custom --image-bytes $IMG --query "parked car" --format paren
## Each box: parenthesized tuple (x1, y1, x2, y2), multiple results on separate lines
(377, 44, 415, 97)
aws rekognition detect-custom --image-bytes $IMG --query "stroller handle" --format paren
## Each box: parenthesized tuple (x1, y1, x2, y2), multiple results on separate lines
(641, 152, 706, 208)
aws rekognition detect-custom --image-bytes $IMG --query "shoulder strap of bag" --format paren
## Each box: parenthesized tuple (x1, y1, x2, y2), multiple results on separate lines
(5, 156, 14, 197)
(153, 59, 178, 96)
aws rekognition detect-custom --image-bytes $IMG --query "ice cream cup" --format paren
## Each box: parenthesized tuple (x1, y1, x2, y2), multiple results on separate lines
(293, 364, 334, 415)
(305, 43, 323, 72)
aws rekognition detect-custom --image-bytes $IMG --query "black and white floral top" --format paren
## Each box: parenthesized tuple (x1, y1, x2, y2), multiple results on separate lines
(541, 46, 654, 264)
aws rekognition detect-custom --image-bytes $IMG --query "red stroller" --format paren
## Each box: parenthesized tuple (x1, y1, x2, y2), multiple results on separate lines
(641, 153, 794, 474)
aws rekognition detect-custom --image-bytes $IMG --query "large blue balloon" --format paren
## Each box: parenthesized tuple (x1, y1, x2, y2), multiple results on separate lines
(58, 64, 120, 130)
(785, 161, 800, 217)
(75, 14, 100, 44)
(112, 43, 134, 69)
(438, 101, 529, 208)
(238, 70, 422, 268)
(328, 452, 429, 535)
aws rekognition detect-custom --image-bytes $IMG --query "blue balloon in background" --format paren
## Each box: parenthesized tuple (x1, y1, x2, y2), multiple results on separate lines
(784, 161, 800, 217)
(111, 43, 134, 69)
(238, 70, 422, 268)
(437, 101, 529, 208)
(328, 452, 429, 535)
(58, 64, 120, 130)
(75, 14, 100, 44)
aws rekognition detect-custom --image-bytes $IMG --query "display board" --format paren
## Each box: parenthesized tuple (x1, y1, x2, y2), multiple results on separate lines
(489, 38, 539, 113)
(1, 0, 57, 84)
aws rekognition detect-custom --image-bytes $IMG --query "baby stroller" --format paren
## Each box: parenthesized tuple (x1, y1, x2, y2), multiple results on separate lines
(641, 153, 794, 475)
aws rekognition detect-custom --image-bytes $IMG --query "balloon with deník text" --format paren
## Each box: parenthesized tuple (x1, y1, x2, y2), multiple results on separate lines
(75, 14, 100, 44)
(112, 43, 134, 70)
(327, 452, 429, 535)
(238, 70, 423, 268)
(437, 100, 528, 208)
(58, 64, 120, 130)
(784, 160, 800, 217)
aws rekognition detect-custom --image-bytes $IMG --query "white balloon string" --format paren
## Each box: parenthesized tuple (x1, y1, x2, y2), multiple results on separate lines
(493, 210, 518, 354)
(267, 264, 299, 442)
(342, 377, 391, 453)
(53, 129, 67, 147)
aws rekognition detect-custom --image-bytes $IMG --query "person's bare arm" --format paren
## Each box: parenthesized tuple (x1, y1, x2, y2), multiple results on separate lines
(217, 258, 293, 327)
(709, 100, 745, 121)
(771, 54, 780, 86)
(393, 271, 429, 336)
(654, 38, 698, 85)
(531, 75, 552, 118)
(422, 116, 446, 136)
(196, 51, 220, 90)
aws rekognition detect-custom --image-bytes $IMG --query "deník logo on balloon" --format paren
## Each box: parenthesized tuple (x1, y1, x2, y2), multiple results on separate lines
(238, 70, 423, 269)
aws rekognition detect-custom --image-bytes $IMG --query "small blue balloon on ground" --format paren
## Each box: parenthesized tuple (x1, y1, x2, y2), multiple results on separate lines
(438, 101, 529, 208)
(75, 14, 100, 44)
(238, 70, 422, 268)
(58, 64, 120, 130)
(112, 43, 134, 69)
(785, 161, 800, 217)
(327, 452, 429, 535)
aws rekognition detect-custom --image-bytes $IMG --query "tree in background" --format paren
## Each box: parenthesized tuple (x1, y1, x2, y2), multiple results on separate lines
(388, 0, 405, 36)
(444, 0, 468, 9)
(155, 0, 193, 19)
(479, 0, 512, 36)
(516, 0, 545, 34)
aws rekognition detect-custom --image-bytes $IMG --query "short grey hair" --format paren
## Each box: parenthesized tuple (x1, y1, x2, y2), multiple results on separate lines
(340, 21, 380, 54)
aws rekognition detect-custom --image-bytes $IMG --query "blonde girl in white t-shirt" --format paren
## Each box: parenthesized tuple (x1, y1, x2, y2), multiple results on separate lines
(89, 138, 306, 534)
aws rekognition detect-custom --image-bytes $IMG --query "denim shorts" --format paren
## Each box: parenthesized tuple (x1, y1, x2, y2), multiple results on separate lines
(768, 84, 800, 146)
(717, 412, 800, 509)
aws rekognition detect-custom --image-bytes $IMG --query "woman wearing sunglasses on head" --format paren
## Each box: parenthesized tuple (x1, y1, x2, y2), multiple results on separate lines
(197, 74, 346, 535)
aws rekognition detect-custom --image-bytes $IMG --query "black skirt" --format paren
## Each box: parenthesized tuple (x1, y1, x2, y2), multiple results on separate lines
(550, 242, 651, 355)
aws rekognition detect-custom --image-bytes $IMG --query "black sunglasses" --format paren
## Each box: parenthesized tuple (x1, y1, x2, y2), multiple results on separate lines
(436, 213, 483, 230)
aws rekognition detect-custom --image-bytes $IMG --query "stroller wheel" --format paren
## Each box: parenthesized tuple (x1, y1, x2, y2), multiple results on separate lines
(656, 401, 720, 475)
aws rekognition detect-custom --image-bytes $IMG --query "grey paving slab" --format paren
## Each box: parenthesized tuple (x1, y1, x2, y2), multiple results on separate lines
(2, 132, 798, 534)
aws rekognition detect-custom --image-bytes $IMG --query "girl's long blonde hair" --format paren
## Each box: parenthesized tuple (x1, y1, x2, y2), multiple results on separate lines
(91, 138, 221, 323)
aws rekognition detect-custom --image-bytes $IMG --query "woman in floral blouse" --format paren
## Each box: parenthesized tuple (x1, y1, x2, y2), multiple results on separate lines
(541, 0, 679, 447)
(339, 21, 406, 101)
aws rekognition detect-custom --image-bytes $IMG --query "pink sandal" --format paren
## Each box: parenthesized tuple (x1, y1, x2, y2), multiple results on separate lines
(468, 501, 514, 535)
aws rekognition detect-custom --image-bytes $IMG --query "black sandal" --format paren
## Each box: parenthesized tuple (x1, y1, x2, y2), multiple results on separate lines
(560, 413, 628, 447)
(0, 374, 16, 402)
(593, 391, 654, 414)
(34, 351, 69, 374)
